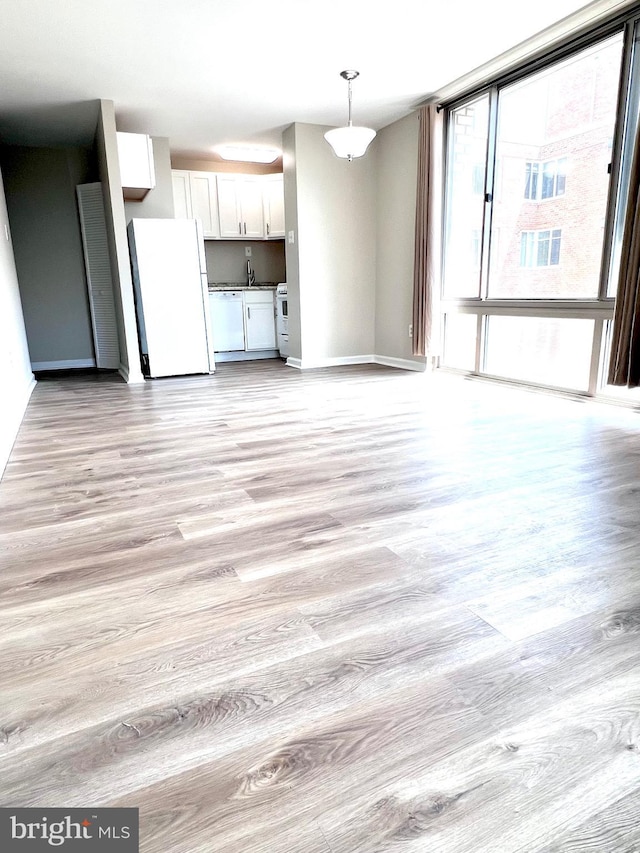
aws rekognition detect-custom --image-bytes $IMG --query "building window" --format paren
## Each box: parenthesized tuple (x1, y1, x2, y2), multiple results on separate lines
(472, 163, 485, 195)
(520, 229, 562, 267)
(524, 162, 540, 200)
(524, 158, 568, 199)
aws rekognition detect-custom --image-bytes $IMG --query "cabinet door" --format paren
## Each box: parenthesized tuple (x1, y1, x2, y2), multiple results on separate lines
(172, 171, 192, 219)
(190, 172, 220, 238)
(263, 174, 285, 238)
(209, 292, 245, 351)
(217, 175, 242, 238)
(117, 132, 155, 198)
(239, 176, 265, 239)
(244, 292, 276, 350)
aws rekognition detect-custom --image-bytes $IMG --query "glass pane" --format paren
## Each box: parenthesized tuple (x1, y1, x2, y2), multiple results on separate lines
(485, 316, 594, 390)
(442, 313, 478, 370)
(443, 95, 490, 298)
(488, 34, 623, 299)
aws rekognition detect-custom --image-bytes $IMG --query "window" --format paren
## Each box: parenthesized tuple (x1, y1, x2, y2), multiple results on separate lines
(520, 229, 562, 267)
(524, 158, 567, 199)
(441, 30, 627, 397)
(524, 162, 539, 199)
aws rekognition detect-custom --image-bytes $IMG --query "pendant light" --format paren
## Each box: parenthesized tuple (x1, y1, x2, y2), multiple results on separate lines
(324, 70, 376, 161)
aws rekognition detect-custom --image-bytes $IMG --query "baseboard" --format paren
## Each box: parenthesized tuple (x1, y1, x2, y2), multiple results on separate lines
(286, 354, 426, 372)
(374, 355, 427, 372)
(289, 355, 375, 370)
(215, 350, 280, 363)
(1, 375, 36, 480)
(119, 362, 146, 385)
(31, 358, 95, 371)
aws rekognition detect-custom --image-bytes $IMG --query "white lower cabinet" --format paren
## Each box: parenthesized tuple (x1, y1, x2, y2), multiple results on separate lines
(209, 289, 276, 354)
(244, 290, 276, 350)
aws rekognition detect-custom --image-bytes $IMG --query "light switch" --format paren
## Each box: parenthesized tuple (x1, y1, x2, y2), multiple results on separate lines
(245, 246, 252, 257)
(288, 230, 295, 244)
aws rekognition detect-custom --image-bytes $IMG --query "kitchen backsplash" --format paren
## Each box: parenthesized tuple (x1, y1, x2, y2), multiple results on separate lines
(204, 240, 286, 284)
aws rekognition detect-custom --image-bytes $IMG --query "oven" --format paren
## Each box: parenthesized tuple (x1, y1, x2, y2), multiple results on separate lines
(275, 283, 288, 358)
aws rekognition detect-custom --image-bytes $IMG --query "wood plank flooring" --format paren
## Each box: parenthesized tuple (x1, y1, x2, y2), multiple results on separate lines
(2, 360, 640, 852)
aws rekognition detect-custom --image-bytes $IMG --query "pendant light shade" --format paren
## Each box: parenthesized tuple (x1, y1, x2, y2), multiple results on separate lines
(324, 70, 376, 161)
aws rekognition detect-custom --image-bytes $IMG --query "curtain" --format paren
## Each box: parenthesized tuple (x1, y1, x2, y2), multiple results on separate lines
(608, 121, 640, 387)
(412, 104, 444, 358)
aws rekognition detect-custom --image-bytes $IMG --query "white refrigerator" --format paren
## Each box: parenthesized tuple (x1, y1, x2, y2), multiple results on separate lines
(128, 218, 215, 378)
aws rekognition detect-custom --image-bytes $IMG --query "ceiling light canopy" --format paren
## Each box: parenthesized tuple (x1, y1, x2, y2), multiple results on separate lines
(216, 144, 281, 164)
(324, 70, 376, 161)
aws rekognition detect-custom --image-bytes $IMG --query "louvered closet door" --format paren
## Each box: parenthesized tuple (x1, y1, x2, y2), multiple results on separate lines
(76, 183, 120, 369)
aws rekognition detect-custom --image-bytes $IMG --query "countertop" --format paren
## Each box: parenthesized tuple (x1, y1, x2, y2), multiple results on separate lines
(208, 282, 278, 291)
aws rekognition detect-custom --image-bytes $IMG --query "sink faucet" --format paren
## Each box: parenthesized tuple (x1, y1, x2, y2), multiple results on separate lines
(247, 260, 256, 287)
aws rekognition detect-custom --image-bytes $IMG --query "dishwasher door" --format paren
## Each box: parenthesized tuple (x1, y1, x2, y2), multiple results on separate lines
(209, 291, 245, 352)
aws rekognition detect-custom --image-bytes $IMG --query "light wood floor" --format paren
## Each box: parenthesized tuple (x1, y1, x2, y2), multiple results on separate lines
(2, 360, 640, 852)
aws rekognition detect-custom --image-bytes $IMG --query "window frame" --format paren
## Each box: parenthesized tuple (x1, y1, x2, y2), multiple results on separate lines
(438, 14, 640, 402)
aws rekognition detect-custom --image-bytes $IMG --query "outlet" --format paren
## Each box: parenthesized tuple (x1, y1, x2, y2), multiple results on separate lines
(288, 230, 295, 244)
(408, 324, 413, 338)
(244, 246, 252, 257)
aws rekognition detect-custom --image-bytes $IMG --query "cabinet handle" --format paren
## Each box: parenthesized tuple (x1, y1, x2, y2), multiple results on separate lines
(243, 222, 247, 234)
(238, 222, 242, 234)
(267, 223, 270, 236)
(248, 307, 251, 319)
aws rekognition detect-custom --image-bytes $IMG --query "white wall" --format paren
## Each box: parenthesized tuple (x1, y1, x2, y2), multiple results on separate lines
(0, 166, 35, 477)
(285, 123, 377, 368)
(375, 112, 426, 369)
(96, 100, 144, 384)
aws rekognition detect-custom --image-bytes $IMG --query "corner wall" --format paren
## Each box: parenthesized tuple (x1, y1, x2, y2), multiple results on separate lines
(96, 99, 144, 383)
(124, 137, 174, 222)
(375, 112, 426, 370)
(0, 165, 35, 477)
(286, 123, 377, 368)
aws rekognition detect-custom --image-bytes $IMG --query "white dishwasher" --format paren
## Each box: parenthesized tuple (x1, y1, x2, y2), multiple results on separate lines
(208, 291, 245, 352)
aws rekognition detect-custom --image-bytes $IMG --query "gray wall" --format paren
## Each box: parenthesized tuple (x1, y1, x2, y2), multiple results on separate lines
(204, 240, 285, 284)
(124, 136, 174, 222)
(1, 145, 97, 368)
(0, 165, 34, 477)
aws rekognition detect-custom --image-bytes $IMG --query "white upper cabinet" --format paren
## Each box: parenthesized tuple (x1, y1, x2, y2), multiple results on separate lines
(189, 173, 220, 238)
(171, 171, 220, 238)
(217, 175, 265, 239)
(216, 174, 243, 238)
(172, 170, 284, 240)
(262, 174, 285, 238)
(239, 176, 266, 239)
(172, 170, 192, 220)
(117, 132, 156, 200)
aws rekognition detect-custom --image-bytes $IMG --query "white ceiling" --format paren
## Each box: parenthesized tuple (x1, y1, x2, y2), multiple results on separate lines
(0, 0, 628, 160)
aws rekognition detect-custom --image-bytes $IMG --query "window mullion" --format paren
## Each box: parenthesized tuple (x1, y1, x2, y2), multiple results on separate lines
(479, 86, 499, 300)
